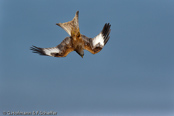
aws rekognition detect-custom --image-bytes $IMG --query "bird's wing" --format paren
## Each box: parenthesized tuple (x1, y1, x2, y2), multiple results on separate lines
(31, 37, 74, 57)
(82, 23, 111, 54)
(56, 11, 79, 36)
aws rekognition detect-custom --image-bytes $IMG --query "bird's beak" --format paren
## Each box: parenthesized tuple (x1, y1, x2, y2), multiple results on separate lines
(81, 56, 83, 58)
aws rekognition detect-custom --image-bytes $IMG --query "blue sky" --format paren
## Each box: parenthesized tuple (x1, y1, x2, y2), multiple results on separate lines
(1, 0, 174, 115)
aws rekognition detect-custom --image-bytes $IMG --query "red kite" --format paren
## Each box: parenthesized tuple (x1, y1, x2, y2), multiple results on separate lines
(31, 11, 111, 58)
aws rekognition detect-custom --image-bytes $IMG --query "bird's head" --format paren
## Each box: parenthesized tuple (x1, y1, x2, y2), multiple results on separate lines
(78, 50, 84, 58)
(76, 48, 84, 58)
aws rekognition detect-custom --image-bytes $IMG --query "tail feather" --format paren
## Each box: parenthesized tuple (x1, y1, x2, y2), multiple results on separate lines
(56, 11, 79, 36)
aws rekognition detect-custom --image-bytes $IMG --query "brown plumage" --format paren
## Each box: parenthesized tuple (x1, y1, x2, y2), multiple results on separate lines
(30, 11, 111, 58)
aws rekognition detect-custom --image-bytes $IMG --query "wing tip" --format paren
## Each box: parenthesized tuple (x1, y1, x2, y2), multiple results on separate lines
(102, 23, 111, 45)
(30, 45, 46, 56)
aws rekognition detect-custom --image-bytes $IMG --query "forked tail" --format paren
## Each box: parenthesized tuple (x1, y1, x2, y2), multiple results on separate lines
(56, 11, 79, 36)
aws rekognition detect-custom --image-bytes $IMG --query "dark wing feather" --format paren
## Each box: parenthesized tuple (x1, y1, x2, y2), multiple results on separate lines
(30, 37, 74, 57)
(82, 23, 111, 54)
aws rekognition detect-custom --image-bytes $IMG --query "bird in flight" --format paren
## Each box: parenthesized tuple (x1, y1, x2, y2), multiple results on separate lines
(30, 11, 111, 58)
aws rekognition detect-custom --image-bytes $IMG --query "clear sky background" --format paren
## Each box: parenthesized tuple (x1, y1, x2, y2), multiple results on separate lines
(1, 0, 174, 116)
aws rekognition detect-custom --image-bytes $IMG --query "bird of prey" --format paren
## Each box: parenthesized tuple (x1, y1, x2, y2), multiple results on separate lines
(30, 11, 111, 58)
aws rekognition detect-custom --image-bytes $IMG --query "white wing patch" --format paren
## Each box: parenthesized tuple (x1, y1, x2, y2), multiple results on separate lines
(92, 33, 104, 47)
(43, 47, 60, 56)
